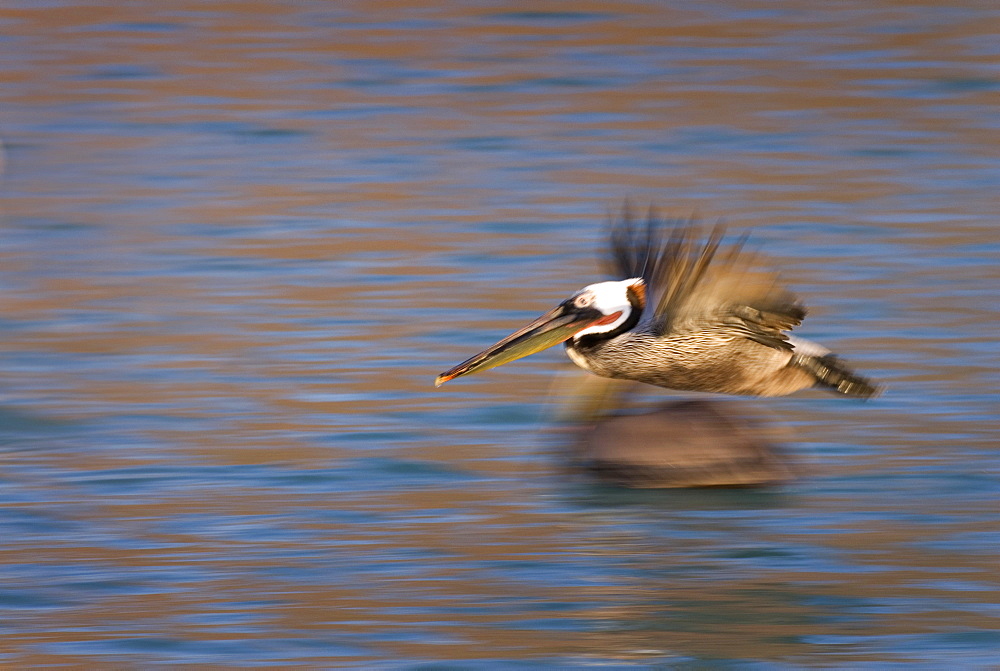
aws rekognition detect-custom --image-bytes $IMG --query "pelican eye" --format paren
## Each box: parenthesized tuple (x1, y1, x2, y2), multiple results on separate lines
(573, 294, 594, 309)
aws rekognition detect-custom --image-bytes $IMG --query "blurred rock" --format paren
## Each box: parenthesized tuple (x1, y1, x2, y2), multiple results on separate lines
(572, 399, 797, 488)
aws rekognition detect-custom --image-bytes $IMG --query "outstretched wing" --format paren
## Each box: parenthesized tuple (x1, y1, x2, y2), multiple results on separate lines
(605, 206, 805, 351)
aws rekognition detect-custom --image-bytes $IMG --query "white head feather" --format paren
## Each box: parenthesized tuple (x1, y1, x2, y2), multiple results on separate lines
(571, 278, 643, 338)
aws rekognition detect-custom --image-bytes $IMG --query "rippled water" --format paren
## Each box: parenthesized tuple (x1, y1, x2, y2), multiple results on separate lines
(1, 1, 998, 666)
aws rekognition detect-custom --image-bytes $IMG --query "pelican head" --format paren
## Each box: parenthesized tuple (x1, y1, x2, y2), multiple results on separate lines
(435, 277, 645, 386)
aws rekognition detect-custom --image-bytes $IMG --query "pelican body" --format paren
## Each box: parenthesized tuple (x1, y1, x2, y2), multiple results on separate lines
(436, 213, 879, 399)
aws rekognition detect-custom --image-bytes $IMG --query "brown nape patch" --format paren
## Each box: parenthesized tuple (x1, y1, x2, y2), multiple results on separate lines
(627, 280, 646, 310)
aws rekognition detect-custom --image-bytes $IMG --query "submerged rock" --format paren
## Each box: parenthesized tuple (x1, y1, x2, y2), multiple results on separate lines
(573, 399, 796, 488)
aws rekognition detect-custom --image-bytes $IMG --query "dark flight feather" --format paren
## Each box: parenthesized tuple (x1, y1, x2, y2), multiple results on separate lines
(605, 207, 805, 352)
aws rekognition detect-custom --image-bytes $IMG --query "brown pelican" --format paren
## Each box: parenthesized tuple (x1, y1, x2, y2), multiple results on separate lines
(435, 211, 880, 399)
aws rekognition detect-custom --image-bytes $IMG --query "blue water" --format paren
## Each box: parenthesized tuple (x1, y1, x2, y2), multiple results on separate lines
(1, 0, 998, 666)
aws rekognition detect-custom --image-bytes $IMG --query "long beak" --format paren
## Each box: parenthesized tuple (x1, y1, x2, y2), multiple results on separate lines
(435, 304, 619, 387)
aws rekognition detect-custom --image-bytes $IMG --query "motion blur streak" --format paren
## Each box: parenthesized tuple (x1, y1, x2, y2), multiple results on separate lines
(0, 1, 997, 666)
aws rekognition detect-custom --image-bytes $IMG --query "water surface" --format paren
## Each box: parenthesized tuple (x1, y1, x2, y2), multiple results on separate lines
(1, 0, 998, 666)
